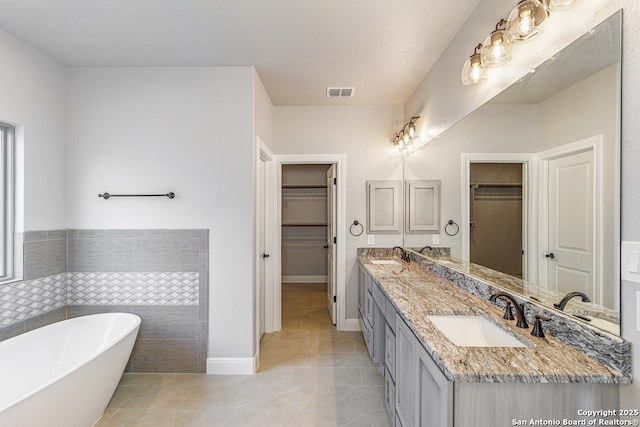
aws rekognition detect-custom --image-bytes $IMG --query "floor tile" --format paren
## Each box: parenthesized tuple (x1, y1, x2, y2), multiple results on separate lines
(100, 283, 391, 426)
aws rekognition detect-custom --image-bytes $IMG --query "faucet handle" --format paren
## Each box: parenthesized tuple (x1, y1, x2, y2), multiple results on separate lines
(502, 302, 515, 321)
(531, 314, 551, 338)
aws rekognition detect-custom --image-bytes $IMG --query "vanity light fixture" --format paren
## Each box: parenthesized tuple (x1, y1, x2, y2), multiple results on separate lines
(461, 0, 578, 86)
(480, 19, 514, 67)
(461, 44, 487, 86)
(506, 0, 549, 44)
(392, 116, 421, 151)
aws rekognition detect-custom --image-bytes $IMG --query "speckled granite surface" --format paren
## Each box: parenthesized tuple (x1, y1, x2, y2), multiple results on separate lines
(358, 252, 631, 384)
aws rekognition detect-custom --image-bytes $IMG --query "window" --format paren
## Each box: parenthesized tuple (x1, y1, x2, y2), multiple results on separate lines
(0, 122, 15, 281)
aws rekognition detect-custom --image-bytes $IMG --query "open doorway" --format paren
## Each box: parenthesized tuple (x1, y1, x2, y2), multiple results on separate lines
(281, 164, 336, 325)
(269, 154, 347, 332)
(462, 153, 533, 282)
(469, 163, 524, 278)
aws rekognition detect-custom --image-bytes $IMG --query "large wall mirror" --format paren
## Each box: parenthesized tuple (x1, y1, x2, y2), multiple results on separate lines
(403, 10, 622, 335)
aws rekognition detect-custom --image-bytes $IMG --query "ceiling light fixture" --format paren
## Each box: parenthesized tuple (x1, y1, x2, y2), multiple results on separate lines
(392, 116, 420, 151)
(461, 44, 487, 86)
(481, 19, 514, 67)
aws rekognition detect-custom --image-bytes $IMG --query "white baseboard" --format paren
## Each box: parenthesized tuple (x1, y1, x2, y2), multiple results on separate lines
(282, 275, 327, 283)
(342, 318, 361, 331)
(206, 356, 257, 375)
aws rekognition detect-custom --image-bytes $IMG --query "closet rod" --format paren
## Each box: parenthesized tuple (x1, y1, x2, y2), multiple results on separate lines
(98, 192, 175, 200)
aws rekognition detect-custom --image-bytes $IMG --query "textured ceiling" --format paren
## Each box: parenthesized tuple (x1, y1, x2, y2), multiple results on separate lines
(0, 0, 480, 105)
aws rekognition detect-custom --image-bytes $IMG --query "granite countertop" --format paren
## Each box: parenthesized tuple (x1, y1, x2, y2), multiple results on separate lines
(358, 256, 627, 384)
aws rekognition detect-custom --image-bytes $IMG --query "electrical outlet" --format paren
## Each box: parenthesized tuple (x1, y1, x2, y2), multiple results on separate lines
(432, 234, 440, 245)
(367, 235, 375, 245)
(622, 242, 640, 283)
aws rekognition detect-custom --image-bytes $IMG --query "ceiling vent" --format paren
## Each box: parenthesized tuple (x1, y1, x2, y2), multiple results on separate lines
(326, 87, 356, 98)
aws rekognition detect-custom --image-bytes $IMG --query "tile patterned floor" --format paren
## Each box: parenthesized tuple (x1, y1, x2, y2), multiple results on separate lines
(97, 283, 393, 426)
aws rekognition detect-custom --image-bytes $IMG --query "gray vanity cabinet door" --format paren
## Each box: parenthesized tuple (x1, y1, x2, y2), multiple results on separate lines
(414, 344, 453, 427)
(358, 266, 366, 316)
(367, 180, 401, 233)
(395, 315, 416, 427)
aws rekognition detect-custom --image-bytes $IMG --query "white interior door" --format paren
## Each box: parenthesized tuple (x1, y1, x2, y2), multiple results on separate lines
(547, 149, 595, 298)
(258, 158, 266, 338)
(326, 165, 337, 324)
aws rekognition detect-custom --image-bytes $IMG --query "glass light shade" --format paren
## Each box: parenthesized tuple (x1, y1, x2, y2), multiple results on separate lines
(481, 30, 514, 67)
(408, 123, 416, 139)
(506, 0, 548, 43)
(461, 53, 487, 86)
(402, 130, 409, 145)
(545, 0, 582, 11)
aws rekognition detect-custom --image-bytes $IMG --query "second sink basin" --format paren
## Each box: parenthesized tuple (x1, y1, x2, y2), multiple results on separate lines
(426, 315, 528, 347)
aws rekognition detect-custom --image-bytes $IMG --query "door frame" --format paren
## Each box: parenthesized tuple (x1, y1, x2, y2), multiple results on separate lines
(255, 137, 277, 345)
(536, 135, 603, 302)
(461, 153, 536, 282)
(273, 154, 347, 331)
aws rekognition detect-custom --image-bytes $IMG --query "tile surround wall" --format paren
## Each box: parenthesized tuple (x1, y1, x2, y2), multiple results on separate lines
(0, 229, 209, 373)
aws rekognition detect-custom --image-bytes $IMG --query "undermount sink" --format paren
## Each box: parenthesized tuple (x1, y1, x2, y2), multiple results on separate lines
(426, 315, 528, 348)
(370, 259, 401, 266)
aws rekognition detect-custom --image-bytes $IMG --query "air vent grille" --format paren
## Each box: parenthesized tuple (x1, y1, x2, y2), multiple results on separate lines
(326, 87, 356, 98)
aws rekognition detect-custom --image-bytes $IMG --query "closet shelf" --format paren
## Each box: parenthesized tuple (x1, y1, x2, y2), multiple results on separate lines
(282, 185, 327, 189)
(282, 223, 327, 227)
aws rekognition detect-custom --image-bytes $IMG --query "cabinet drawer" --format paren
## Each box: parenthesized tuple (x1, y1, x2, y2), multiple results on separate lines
(385, 299, 396, 332)
(385, 367, 396, 426)
(385, 323, 396, 381)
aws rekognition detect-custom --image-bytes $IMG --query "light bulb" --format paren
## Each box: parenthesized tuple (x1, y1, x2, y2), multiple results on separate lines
(481, 25, 513, 67)
(518, 9, 534, 36)
(408, 124, 415, 139)
(470, 65, 483, 82)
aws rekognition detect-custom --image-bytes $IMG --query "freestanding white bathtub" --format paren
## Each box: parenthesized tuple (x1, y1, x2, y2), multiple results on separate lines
(0, 313, 141, 427)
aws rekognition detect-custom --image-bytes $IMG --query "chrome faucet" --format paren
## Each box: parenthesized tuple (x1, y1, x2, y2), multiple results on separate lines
(489, 292, 529, 329)
(553, 292, 591, 311)
(392, 246, 410, 262)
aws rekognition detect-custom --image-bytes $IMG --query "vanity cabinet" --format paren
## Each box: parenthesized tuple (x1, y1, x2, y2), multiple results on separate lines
(394, 314, 416, 427)
(358, 266, 385, 364)
(360, 260, 621, 427)
(395, 313, 453, 427)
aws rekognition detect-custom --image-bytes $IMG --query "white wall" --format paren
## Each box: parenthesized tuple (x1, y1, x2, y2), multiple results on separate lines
(253, 69, 274, 150)
(403, 0, 639, 407)
(66, 66, 256, 361)
(274, 105, 403, 319)
(0, 29, 67, 232)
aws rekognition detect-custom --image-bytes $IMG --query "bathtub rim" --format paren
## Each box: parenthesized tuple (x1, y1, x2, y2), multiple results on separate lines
(0, 312, 141, 413)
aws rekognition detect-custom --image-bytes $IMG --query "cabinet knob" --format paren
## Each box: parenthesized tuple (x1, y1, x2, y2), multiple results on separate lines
(262, 253, 270, 259)
(545, 253, 555, 259)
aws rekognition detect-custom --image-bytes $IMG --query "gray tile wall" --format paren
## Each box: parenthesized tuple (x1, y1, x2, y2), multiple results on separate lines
(0, 229, 209, 373)
(0, 230, 68, 340)
(67, 229, 209, 373)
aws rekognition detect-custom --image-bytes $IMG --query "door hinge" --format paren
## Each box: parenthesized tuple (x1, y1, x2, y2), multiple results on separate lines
(333, 295, 336, 303)
(333, 236, 337, 244)
(333, 177, 336, 185)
